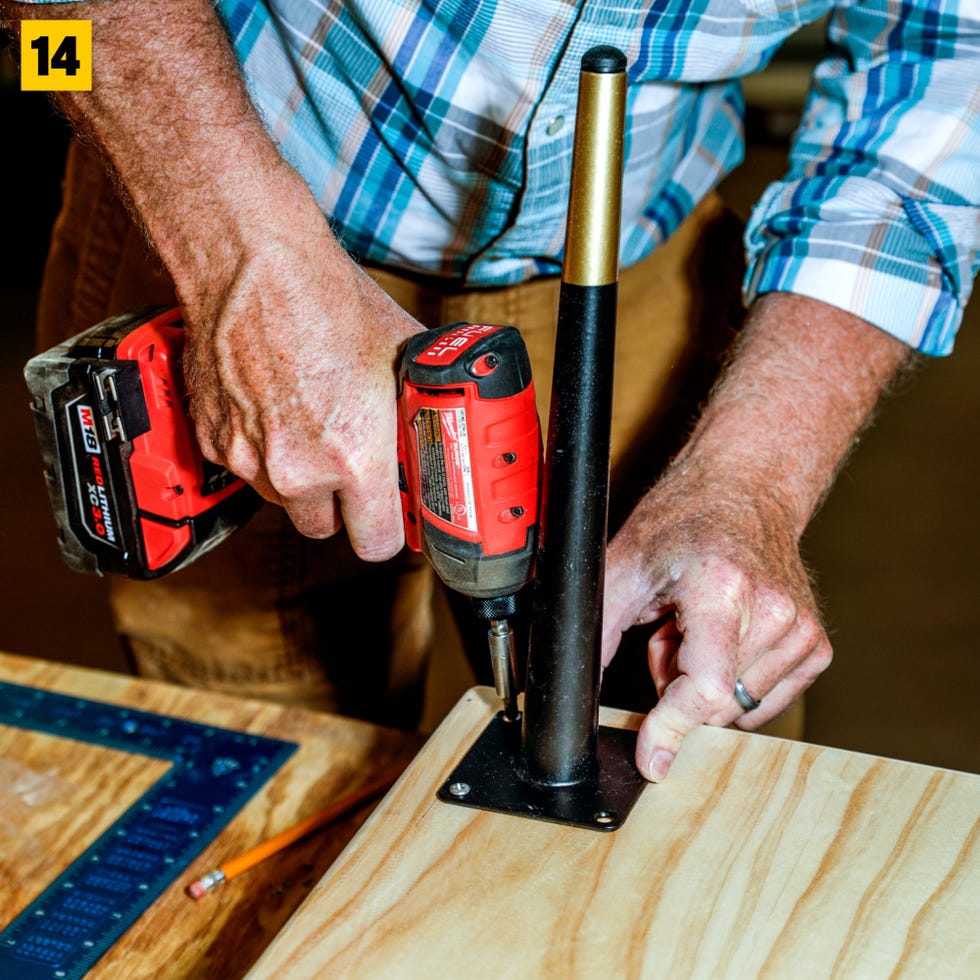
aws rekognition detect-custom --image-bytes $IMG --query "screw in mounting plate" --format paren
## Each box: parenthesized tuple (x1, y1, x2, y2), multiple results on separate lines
(448, 781, 471, 798)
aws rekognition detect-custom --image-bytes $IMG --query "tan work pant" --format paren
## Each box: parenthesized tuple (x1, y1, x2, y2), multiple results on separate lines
(41, 141, 802, 737)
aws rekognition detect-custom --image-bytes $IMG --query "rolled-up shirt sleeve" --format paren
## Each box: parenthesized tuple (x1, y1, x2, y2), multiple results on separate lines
(744, 0, 980, 356)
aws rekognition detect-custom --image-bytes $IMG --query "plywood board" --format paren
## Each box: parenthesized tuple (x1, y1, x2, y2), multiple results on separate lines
(253, 688, 980, 978)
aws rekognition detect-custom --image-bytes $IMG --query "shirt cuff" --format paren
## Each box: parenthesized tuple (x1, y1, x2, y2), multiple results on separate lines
(743, 178, 980, 357)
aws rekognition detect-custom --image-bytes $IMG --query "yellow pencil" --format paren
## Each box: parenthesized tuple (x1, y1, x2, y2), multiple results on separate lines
(186, 761, 407, 899)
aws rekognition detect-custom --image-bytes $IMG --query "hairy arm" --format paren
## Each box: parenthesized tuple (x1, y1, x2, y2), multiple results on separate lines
(3, 0, 424, 558)
(602, 292, 912, 781)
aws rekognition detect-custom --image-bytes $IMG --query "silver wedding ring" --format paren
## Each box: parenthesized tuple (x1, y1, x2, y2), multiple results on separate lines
(734, 678, 761, 712)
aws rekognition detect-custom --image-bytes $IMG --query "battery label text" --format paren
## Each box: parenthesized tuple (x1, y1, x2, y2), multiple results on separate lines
(69, 401, 121, 550)
(86, 455, 117, 544)
(77, 404, 101, 454)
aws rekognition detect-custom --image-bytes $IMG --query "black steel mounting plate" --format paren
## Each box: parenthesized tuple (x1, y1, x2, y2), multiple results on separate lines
(437, 712, 647, 831)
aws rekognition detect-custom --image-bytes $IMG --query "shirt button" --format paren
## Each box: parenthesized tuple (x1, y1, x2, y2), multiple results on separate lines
(545, 116, 565, 136)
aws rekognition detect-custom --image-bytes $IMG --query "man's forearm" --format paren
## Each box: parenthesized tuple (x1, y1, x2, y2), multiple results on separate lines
(668, 292, 912, 537)
(3, 0, 335, 305)
(603, 293, 913, 780)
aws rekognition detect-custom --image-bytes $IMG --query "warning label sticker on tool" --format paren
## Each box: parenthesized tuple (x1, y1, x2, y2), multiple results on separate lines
(414, 406, 477, 531)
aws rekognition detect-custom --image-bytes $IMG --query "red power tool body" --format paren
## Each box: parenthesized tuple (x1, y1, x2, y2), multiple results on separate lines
(397, 322, 542, 717)
(26, 310, 541, 715)
(396, 322, 541, 602)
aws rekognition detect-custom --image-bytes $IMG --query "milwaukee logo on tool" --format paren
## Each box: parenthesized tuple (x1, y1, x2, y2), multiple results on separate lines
(419, 323, 495, 364)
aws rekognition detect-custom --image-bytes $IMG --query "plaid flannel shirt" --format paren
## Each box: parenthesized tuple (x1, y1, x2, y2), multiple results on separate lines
(27, 0, 980, 353)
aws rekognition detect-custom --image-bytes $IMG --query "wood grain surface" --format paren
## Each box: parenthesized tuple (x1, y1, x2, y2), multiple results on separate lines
(252, 688, 980, 979)
(0, 652, 421, 978)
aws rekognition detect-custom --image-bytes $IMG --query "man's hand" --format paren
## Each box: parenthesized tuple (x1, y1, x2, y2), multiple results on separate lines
(602, 467, 830, 782)
(3, 0, 424, 559)
(602, 293, 911, 781)
(181, 235, 424, 559)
